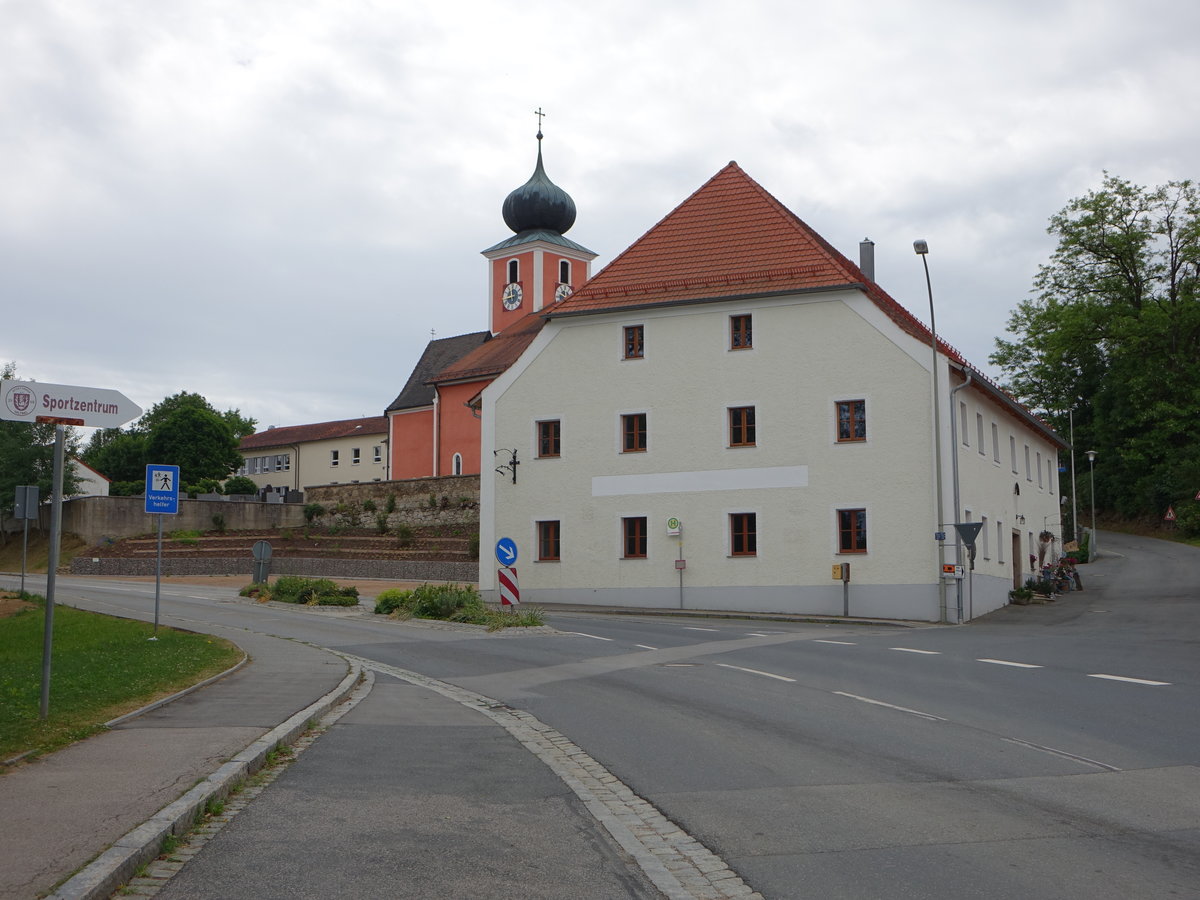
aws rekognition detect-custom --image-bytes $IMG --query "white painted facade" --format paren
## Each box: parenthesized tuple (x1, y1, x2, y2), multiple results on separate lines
(480, 288, 1063, 622)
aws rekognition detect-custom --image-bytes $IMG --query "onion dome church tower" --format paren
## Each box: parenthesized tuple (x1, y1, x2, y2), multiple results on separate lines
(482, 118, 597, 335)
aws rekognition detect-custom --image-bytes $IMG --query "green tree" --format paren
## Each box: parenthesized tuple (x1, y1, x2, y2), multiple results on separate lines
(0, 363, 81, 524)
(992, 174, 1200, 517)
(134, 392, 256, 439)
(145, 406, 242, 486)
(81, 428, 148, 483)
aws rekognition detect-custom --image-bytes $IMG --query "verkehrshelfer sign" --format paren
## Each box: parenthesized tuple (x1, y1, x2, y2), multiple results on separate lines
(0, 380, 141, 428)
(145, 465, 181, 515)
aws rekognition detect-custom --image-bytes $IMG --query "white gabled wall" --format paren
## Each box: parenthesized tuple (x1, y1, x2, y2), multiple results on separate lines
(480, 287, 1061, 622)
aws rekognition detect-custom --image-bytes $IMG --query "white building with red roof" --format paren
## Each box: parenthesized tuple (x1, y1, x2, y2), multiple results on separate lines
(237, 416, 389, 493)
(479, 162, 1066, 622)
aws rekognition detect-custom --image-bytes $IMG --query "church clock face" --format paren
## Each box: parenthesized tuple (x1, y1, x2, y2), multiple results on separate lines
(502, 282, 523, 310)
(554, 282, 573, 302)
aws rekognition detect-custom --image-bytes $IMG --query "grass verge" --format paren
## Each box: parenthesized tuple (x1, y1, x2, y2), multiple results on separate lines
(373, 583, 545, 629)
(0, 592, 241, 761)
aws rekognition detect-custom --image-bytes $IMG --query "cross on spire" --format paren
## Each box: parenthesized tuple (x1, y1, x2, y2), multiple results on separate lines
(534, 107, 545, 140)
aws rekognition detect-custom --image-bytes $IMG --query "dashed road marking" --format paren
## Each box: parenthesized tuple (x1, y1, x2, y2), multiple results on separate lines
(891, 647, 941, 655)
(563, 631, 614, 642)
(833, 691, 946, 721)
(683, 626, 720, 632)
(1088, 673, 1171, 686)
(814, 639, 856, 645)
(635, 644, 658, 650)
(978, 658, 1043, 669)
(716, 663, 797, 683)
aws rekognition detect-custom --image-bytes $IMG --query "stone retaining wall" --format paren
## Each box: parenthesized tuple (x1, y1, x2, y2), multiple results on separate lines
(68, 556, 477, 583)
(306, 475, 479, 528)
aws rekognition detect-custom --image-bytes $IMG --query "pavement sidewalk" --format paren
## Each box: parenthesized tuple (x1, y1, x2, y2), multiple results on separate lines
(0, 621, 356, 900)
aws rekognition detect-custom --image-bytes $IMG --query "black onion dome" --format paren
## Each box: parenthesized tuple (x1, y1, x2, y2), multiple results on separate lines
(501, 138, 576, 235)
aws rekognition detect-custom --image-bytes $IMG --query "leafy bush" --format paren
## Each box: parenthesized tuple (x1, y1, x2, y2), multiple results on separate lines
(374, 583, 544, 629)
(270, 576, 359, 606)
(468, 534, 480, 558)
(212, 513, 227, 534)
(110, 481, 144, 496)
(393, 523, 415, 547)
(385, 494, 397, 514)
(373, 588, 412, 615)
(239, 582, 272, 602)
(1173, 500, 1200, 538)
(223, 476, 258, 495)
(375, 512, 390, 535)
(303, 503, 326, 525)
(188, 477, 223, 496)
(362, 498, 376, 512)
(170, 529, 202, 545)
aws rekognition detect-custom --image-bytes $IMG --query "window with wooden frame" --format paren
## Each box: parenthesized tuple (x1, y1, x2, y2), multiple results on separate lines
(836, 399, 866, 443)
(621, 413, 647, 452)
(537, 419, 561, 458)
(623, 325, 644, 360)
(622, 516, 647, 558)
(728, 406, 756, 447)
(537, 520, 560, 561)
(730, 512, 757, 557)
(730, 314, 753, 350)
(837, 508, 868, 553)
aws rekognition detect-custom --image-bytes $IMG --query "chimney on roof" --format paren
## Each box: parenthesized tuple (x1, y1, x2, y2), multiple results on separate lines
(859, 238, 875, 282)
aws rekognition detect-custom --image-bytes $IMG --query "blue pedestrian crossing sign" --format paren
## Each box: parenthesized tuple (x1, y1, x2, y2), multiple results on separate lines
(145, 464, 180, 515)
(495, 537, 518, 566)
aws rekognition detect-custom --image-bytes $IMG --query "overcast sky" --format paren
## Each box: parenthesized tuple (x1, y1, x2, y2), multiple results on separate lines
(4, 0, 1197, 434)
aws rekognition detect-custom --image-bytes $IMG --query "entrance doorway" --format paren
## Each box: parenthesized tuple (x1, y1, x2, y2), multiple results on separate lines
(1011, 532, 1023, 589)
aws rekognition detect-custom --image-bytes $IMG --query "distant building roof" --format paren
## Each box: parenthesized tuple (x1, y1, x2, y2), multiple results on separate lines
(386, 332, 491, 412)
(239, 416, 388, 451)
(428, 312, 547, 384)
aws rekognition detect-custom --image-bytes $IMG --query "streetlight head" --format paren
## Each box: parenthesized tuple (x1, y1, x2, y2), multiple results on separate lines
(913, 239, 929, 255)
(1086, 449, 1097, 462)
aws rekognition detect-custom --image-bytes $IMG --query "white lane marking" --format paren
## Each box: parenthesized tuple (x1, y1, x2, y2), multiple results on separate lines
(1001, 737, 1121, 772)
(814, 639, 856, 645)
(716, 663, 796, 683)
(1088, 673, 1171, 686)
(636, 644, 658, 650)
(833, 691, 946, 721)
(684, 626, 720, 632)
(745, 632, 777, 637)
(891, 647, 941, 655)
(978, 658, 1043, 669)
(563, 631, 614, 642)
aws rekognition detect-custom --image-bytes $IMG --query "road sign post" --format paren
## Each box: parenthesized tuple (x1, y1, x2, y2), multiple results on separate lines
(14, 485, 39, 595)
(145, 465, 181, 639)
(1, 381, 142, 718)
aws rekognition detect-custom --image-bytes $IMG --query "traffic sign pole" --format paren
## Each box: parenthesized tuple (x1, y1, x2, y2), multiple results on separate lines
(39, 426, 67, 719)
(145, 465, 181, 639)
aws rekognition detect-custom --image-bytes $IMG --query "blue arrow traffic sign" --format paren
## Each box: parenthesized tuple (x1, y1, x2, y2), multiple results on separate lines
(495, 537, 518, 566)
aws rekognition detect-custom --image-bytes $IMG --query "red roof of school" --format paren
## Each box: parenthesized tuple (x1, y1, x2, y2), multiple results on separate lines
(428, 311, 548, 384)
(239, 416, 388, 451)
(547, 161, 964, 363)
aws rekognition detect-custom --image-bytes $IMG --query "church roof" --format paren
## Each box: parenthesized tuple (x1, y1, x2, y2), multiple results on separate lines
(240, 416, 388, 450)
(386, 331, 491, 412)
(501, 136, 577, 235)
(428, 311, 547, 384)
(482, 228, 596, 256)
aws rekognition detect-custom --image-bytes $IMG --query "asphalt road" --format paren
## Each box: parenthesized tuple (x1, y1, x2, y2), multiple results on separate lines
(14, 529, 1200, 898)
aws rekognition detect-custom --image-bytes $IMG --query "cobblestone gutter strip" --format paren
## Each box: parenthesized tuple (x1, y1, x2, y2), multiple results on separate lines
(340, 653, 763, 900)
(46, 659, 365, 900)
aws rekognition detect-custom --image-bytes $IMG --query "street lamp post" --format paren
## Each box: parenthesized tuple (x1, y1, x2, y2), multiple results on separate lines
(1086, 449, 1098, 559)
(914, 239, 948, 624)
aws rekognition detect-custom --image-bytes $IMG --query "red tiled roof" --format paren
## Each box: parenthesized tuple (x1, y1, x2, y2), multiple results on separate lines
(429, 311, 548, 384)
(545, 161, 1063, 448)
(239, 416, 388, 450)
(548, 161, 964, 363)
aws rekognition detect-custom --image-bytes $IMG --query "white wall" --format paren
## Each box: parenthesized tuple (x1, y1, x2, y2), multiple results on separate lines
(480, 288, 1063, 622)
